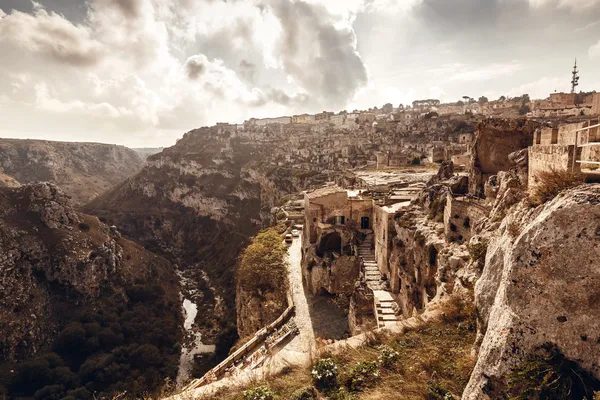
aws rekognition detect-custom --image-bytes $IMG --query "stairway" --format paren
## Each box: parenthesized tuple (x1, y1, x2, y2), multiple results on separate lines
(358, 233, 400, 328)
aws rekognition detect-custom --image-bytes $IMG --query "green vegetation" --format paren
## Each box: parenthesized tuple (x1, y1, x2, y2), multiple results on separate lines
(311, 358, 339, 390)
(530, 168, 586, 206)
(237, 228, 288, 295)
(469, 240, 489, 263)
(243, 385, 278, 400)
(199, 296, 476, 400)
(1, 280, 180, 399)
(507, 343, 600, 400)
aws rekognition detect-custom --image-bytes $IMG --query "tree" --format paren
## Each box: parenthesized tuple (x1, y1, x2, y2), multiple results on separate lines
(498, 95, 506, 102)
(237, 229, 288, 293)
(478, 96, 489, 105)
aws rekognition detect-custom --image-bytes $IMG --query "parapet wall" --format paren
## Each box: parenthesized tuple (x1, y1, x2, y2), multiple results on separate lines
(528, 144, 579, 187)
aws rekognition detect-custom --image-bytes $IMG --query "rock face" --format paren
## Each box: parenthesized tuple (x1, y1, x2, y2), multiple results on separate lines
(463, 184, 600, 399)
(0, 183, 180, 364)
(469, 119, 538, 197)
(83, 127, 309, 349)
(0, 172, 19, 188)
(0, 139, 144, 205)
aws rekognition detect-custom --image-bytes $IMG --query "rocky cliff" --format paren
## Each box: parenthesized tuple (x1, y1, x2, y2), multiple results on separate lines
(83, 127, 306, 355)
(463, 184, 600, 399)
(0, 183, 181, 398)
(0, 139, 144, 205)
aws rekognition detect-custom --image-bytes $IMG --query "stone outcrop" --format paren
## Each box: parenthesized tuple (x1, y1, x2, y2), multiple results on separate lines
(389, 208, 471, 318)
(235, 284, 287, 339)
(463, 184, 600, 399)
(0, 183, 180, 363)
(0, 138, 144, 205)
(303, 226, 360, 296)
(83, 126, 316, 349)
(0, 172, 19, 188)
(469, 119, 538, 197)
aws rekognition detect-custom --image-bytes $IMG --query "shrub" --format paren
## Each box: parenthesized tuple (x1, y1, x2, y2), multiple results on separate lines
(440, 295, 476, 328)
(378, 345, 399, 369)
(469, 240, 488, 263)
(289, 386, 317, 400)
(426, 380, 453, 400)
(344, 361, 380, 391)
(311, 358, 338, 390)
(507, 343, 600, 400)
(243, 385, 277, 400)
(530, 168, 585, 205)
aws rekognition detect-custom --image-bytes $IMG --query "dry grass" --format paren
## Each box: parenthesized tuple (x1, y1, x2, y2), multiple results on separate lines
(195, 300, 477, 400)
(529, 168, 585, 206)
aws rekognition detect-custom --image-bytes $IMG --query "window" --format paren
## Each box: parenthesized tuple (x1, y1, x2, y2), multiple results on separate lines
(335, 216, 345, 225)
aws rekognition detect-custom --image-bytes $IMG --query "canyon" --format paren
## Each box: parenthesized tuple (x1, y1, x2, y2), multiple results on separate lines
(1, 112, 599, 399)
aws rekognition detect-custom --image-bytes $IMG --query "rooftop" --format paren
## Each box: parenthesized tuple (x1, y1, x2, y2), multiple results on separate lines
(305, 185, 346, 199)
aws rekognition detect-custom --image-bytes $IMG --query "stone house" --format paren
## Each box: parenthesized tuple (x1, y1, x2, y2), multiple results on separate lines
(303, 185, 373, 246)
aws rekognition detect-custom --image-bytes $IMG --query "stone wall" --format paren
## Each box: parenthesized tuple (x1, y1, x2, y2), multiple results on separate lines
(443, 194, 487, 243)
(528, 144, 579, 187)
(373, 206, 396, 276)
(469, 119, 537, 196)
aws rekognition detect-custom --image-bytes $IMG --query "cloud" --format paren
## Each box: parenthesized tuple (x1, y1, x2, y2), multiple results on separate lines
(0, 5, 104, 66)
(185, 56, 206, 79)
(269, 0, 368, 109)
(429, 62, 523, 82)
(590, 40, 600, 59)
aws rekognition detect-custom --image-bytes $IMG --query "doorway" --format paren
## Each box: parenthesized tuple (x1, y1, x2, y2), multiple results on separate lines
(361, 216, 370, 229)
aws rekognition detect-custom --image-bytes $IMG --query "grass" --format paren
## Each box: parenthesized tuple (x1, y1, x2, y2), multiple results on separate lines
(529, 168, 585, 206)
(194, 296, 477, 400)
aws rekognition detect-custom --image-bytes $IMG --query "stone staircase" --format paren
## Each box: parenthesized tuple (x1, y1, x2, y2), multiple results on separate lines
(358, 233, 400, 328)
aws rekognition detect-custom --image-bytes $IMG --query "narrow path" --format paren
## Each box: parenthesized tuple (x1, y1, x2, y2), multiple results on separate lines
(358, 233, 400, 328)
(168, 236, 315, 398)
(270, 236, 316, 363)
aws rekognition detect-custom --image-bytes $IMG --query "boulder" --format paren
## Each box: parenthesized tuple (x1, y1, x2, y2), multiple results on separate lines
(463, 184, 600, 399)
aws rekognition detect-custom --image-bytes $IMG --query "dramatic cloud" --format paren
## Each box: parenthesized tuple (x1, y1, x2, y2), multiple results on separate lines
(0, 0, 599, 146)
(0, 5, 104, 66)
(270, 0, 368, 109)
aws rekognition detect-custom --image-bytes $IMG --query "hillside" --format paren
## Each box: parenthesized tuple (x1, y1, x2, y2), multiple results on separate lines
(0, 183, 182, 399)
(0, 139, 144, 205)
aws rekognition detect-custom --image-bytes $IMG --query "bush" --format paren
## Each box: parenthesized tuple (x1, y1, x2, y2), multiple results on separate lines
(378, 345, 399, 369)
(243, 385, 277, 400)
(426, 380, 453, 400)
(344, 361, 380, 391)
(530, 168, 585, 205)
(469, 240, 488, 262)
(289, 386, 317, 400)
(311, 358, 338, 390)
(507, 343, 600, 400)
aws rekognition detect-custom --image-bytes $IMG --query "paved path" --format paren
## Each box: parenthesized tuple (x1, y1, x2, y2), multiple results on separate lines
(168, 237, 314, 398)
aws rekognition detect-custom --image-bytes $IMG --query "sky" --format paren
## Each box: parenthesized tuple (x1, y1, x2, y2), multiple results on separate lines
(1, 0, 600, 147)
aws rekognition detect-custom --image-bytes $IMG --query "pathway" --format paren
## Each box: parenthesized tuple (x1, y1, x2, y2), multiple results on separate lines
(168, 236, 314, 399)
(358, 233, 400, 328)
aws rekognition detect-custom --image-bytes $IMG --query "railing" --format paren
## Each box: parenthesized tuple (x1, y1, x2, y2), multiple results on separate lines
(180, 305, 296, 392)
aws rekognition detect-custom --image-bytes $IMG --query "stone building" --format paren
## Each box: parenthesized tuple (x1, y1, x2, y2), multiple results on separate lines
(303, 185, 373, 246)
(529, 119, 600, 188)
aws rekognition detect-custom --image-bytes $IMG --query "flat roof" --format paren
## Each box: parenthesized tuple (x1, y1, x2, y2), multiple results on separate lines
(381, 201, 411, 213)
(306, 185, 346, 199)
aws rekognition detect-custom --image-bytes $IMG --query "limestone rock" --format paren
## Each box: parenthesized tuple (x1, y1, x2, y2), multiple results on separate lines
(463, 184, 600, 399)
(0, 138, 144, 204)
